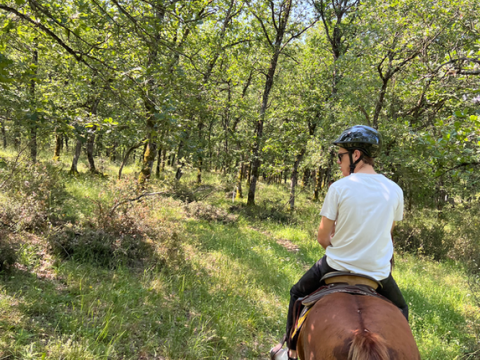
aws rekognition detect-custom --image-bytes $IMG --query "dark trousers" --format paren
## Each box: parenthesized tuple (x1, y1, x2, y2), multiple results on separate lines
(286, 255, 408, 350)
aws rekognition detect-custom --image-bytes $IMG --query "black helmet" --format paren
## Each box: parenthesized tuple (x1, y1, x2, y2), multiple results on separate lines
(333, 125, 382, 158)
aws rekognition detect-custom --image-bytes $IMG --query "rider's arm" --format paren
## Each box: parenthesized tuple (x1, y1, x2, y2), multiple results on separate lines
(391, 221, 395, 245)
(317, 216, 336, 249)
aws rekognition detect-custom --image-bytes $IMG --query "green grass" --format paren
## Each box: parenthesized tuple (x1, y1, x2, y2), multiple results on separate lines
(0, 146, 478, 359)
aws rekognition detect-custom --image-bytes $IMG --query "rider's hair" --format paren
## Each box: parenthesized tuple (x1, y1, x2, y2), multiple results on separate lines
(353, 148, 374, 166)
(362, 155, 374, 166)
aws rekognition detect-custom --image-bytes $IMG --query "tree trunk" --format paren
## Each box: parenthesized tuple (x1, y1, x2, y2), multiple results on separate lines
(373, 79, 389, 129)
(174, 133, 189, 181)
(65, 136, 69, 152)
(86, 125, 97, 173)
(156, 146, 162, 178)
(197, 120, 204, 184)
(111, 141, 117, 162)
(53, 133, 62, 161)
(235, 161, 243, 199)
(119, 140, 144, 180)
(175, 162, 185, 180)
(161, 148, 166, 172)
(436, 176, 446, 214)
(70, 138, 82, 174)
(302, 168, 310, 187)
(1, 119, 6, 149)
(95, 133, 103, 157)
(289, 149, 305, 211)
(313, 167, 324, 201)
(138, 136, 157, 187)
(247, 0, 292, 206)
(13, 129, 20, 150)
(197, 157, 203, 184)
(30, 45, 38, 163)
(140, 143, 147, 164)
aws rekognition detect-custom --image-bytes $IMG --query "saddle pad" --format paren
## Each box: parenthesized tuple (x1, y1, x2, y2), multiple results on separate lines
(290, 305, 312, 340)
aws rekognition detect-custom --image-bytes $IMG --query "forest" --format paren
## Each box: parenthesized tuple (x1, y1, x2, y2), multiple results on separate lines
(0, 0, 479, 359)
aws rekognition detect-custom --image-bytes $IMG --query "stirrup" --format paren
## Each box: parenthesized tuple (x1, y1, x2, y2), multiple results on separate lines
(269, 334, 288, 360)
(270, 345, 286, 360)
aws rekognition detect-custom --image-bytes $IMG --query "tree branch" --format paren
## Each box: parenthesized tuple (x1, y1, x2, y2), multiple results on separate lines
(110, 192, 168, 215)
(435, 162, 480, 178)
(281, 19, 319, 51)
(270, 0, 278, 32)
(247, 3, 273, 48)
(0, 4, 94, 70)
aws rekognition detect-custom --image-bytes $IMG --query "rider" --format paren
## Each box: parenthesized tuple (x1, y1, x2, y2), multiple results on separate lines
(271, 125, 408, 360)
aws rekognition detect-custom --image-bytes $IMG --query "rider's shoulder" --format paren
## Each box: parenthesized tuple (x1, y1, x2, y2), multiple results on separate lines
(378, 175, 404, 194)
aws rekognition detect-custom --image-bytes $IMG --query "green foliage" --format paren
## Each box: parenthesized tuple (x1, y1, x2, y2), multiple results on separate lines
(0, 0, 480, 355)
(0, 152, 477, 358)
(395, 210, 451, 260)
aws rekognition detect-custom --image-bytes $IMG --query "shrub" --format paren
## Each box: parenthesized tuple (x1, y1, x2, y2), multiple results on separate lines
(47, 225, 151, 267)
(0, 232, 17, 271)
(168, 180, 197, 203)
(232, 199, 293, 224)
(449, 204, 480, 273)
(48, 180, 184, 268)
(394, 211, 451, 261)
(0, 159, 67, 231)
(186, 202, 237, 223)
(0, 197, 50, 232)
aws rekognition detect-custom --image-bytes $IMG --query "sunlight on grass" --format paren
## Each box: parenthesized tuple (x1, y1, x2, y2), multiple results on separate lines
(0, 148, 478, 359)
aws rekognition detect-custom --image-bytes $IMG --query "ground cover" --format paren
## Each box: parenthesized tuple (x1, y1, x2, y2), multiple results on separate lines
(0, 149, 478, 359)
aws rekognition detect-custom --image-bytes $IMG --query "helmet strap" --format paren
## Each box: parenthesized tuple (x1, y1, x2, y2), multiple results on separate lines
(348, 150, 363, 175)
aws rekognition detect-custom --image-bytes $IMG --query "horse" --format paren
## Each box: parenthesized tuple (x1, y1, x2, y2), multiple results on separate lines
(296, 292, 420, 360)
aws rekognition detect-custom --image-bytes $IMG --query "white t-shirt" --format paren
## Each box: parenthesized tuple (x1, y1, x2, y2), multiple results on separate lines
(320, 173, 404, 280)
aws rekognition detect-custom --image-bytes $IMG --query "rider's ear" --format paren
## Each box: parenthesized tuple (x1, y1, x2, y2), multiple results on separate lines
(354, 149, 361, 160)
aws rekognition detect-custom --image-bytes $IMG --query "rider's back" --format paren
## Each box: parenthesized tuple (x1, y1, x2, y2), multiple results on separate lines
(320, 173, 403, 280)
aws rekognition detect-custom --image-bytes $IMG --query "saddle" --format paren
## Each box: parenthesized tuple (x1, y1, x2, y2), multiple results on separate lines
(290, 272, 390, 340)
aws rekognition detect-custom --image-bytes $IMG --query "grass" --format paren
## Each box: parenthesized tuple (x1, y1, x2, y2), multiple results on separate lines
(0, 146, 479, 359)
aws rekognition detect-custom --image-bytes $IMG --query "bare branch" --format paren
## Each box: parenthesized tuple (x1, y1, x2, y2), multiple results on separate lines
(247, 2, 273, 48)
(281, 19, 318, 51)
(110, 192, 168, 215)
(377, 54, 388, 81)
(90, 0, 120, 26)
(270, 0, 278, 32)
(316, 0, 333, 45)
(222, 39, 251, 50)
(358, 105, 371, 126)
(436, 162, 480, 178)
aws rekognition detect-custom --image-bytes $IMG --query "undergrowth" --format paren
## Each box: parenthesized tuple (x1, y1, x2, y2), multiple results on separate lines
(0, 148, 478, 359)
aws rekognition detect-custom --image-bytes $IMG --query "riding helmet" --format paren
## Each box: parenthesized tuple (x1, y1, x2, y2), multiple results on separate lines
(333, 125, 382, 158)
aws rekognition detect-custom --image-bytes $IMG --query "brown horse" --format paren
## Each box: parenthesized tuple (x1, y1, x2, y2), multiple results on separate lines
(296, 292, 420, 360)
